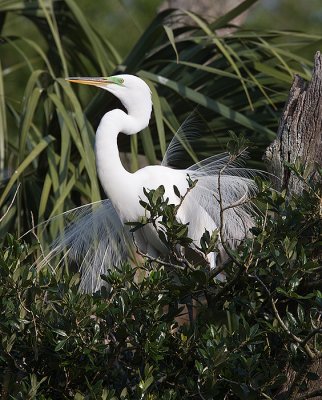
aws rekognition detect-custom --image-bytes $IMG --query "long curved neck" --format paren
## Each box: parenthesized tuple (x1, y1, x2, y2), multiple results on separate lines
(95, 88, 152, 215)
(95, 109, 133, 209)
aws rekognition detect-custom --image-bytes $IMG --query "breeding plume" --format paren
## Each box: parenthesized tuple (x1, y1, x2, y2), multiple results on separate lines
(47, 75, 255, 292)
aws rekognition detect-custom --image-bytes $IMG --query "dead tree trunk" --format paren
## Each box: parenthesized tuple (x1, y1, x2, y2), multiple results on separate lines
(159, 0, 248, 24)
(266, 52, 322, 400)
(265, 51, 322, 196)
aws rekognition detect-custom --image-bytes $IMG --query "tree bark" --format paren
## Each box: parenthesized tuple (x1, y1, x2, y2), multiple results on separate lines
(265, 51, 322, 196)
(159, 0, 249, 28)
(266, 52, 322, 400)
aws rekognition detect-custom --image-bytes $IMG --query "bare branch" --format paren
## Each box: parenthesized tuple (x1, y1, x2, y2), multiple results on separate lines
(302, 328, 322, 347)
(131, 233, 186, 271)
(297, 389, 322, 399)
(249, 273, 317, 360)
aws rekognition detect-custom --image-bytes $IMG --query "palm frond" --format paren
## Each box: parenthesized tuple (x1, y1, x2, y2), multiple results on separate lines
(0, 1, 321, 239)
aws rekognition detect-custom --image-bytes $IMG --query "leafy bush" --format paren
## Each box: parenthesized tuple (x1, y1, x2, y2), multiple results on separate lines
(1, 168, 321, 399)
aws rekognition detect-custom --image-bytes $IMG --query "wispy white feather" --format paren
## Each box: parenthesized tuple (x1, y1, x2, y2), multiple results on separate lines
(163, 115, 257, 248)
(39, 200, 131, 293)
(158, 152, 257, 270)
(162, 112, 203, 167)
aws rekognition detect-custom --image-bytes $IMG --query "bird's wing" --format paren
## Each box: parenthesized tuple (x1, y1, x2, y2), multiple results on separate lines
(39, 199, 132, 293)
(161, 112, 202, 168)
(185, 152, 257, 247)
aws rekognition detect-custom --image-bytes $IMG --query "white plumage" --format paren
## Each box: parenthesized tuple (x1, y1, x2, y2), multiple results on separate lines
(45, 75, 256, 292)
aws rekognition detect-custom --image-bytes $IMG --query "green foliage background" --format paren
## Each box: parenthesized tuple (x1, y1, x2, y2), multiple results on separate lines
(1, 0, 321, 238)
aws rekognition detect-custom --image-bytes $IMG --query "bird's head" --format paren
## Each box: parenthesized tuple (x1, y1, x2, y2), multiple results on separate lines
(66, 74, 152, 123)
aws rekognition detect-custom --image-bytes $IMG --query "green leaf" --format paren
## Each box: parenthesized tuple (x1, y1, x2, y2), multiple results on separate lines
(296, 304, 305, 324)
(55, 338, 68, 351)
(163, 25, 179, 63)
(52, 329, 68, 337)
(286, 311, 297, 328)
(173, 185, 181, 198)
(152, 185, 165, 204)
(0, 136, 54, 207)
(139, 375, 154, 392)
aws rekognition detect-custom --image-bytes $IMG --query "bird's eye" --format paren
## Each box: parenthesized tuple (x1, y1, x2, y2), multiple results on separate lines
(113, 77, 124, 85)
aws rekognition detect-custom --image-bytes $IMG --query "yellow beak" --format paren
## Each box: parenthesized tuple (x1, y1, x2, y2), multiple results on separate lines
(66, 77, 111, 86)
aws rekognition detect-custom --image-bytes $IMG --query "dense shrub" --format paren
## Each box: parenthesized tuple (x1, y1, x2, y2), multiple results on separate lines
(0, 168, 321, 399)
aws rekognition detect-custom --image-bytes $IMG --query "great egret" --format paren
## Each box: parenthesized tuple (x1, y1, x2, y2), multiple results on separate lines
(46, 75, 255, 292)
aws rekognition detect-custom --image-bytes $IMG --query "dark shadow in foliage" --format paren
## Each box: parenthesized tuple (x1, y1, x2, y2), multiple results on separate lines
(0, 164, 321, 399)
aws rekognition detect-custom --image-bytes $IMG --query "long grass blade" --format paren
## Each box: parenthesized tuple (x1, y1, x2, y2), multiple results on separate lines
(140, 71, 276, 139)
(0, 61, 6, 176)
(0, 136, 54, 207)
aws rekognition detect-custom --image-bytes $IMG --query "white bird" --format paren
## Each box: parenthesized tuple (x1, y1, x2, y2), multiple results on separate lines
(46, 74, 256, 292)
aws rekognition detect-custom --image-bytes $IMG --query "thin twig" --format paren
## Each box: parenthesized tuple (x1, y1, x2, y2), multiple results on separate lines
(197, 382, 207, 400)
(131, 233, 185, 271)
(17, 291, 39, 359)
(297, 389, 322, 399)
(30, 211, 47, 264)
(174, 175, 197, 217)
(217, 151, 248, 269)
(221, 193, 256, 212)
(204, 152, 250, 303)
(208, 262, 227, 279)
(302, 328, 322, 346)
(173, 251, 196, 271)
(249, 273, 317, 360)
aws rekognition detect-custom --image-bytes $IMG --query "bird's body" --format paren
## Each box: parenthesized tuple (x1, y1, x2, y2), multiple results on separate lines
(96, 109, 215, 258)
(93, 76, 220, 259)
(46, 74, 256, 292)
(96, 109, 187, 222)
